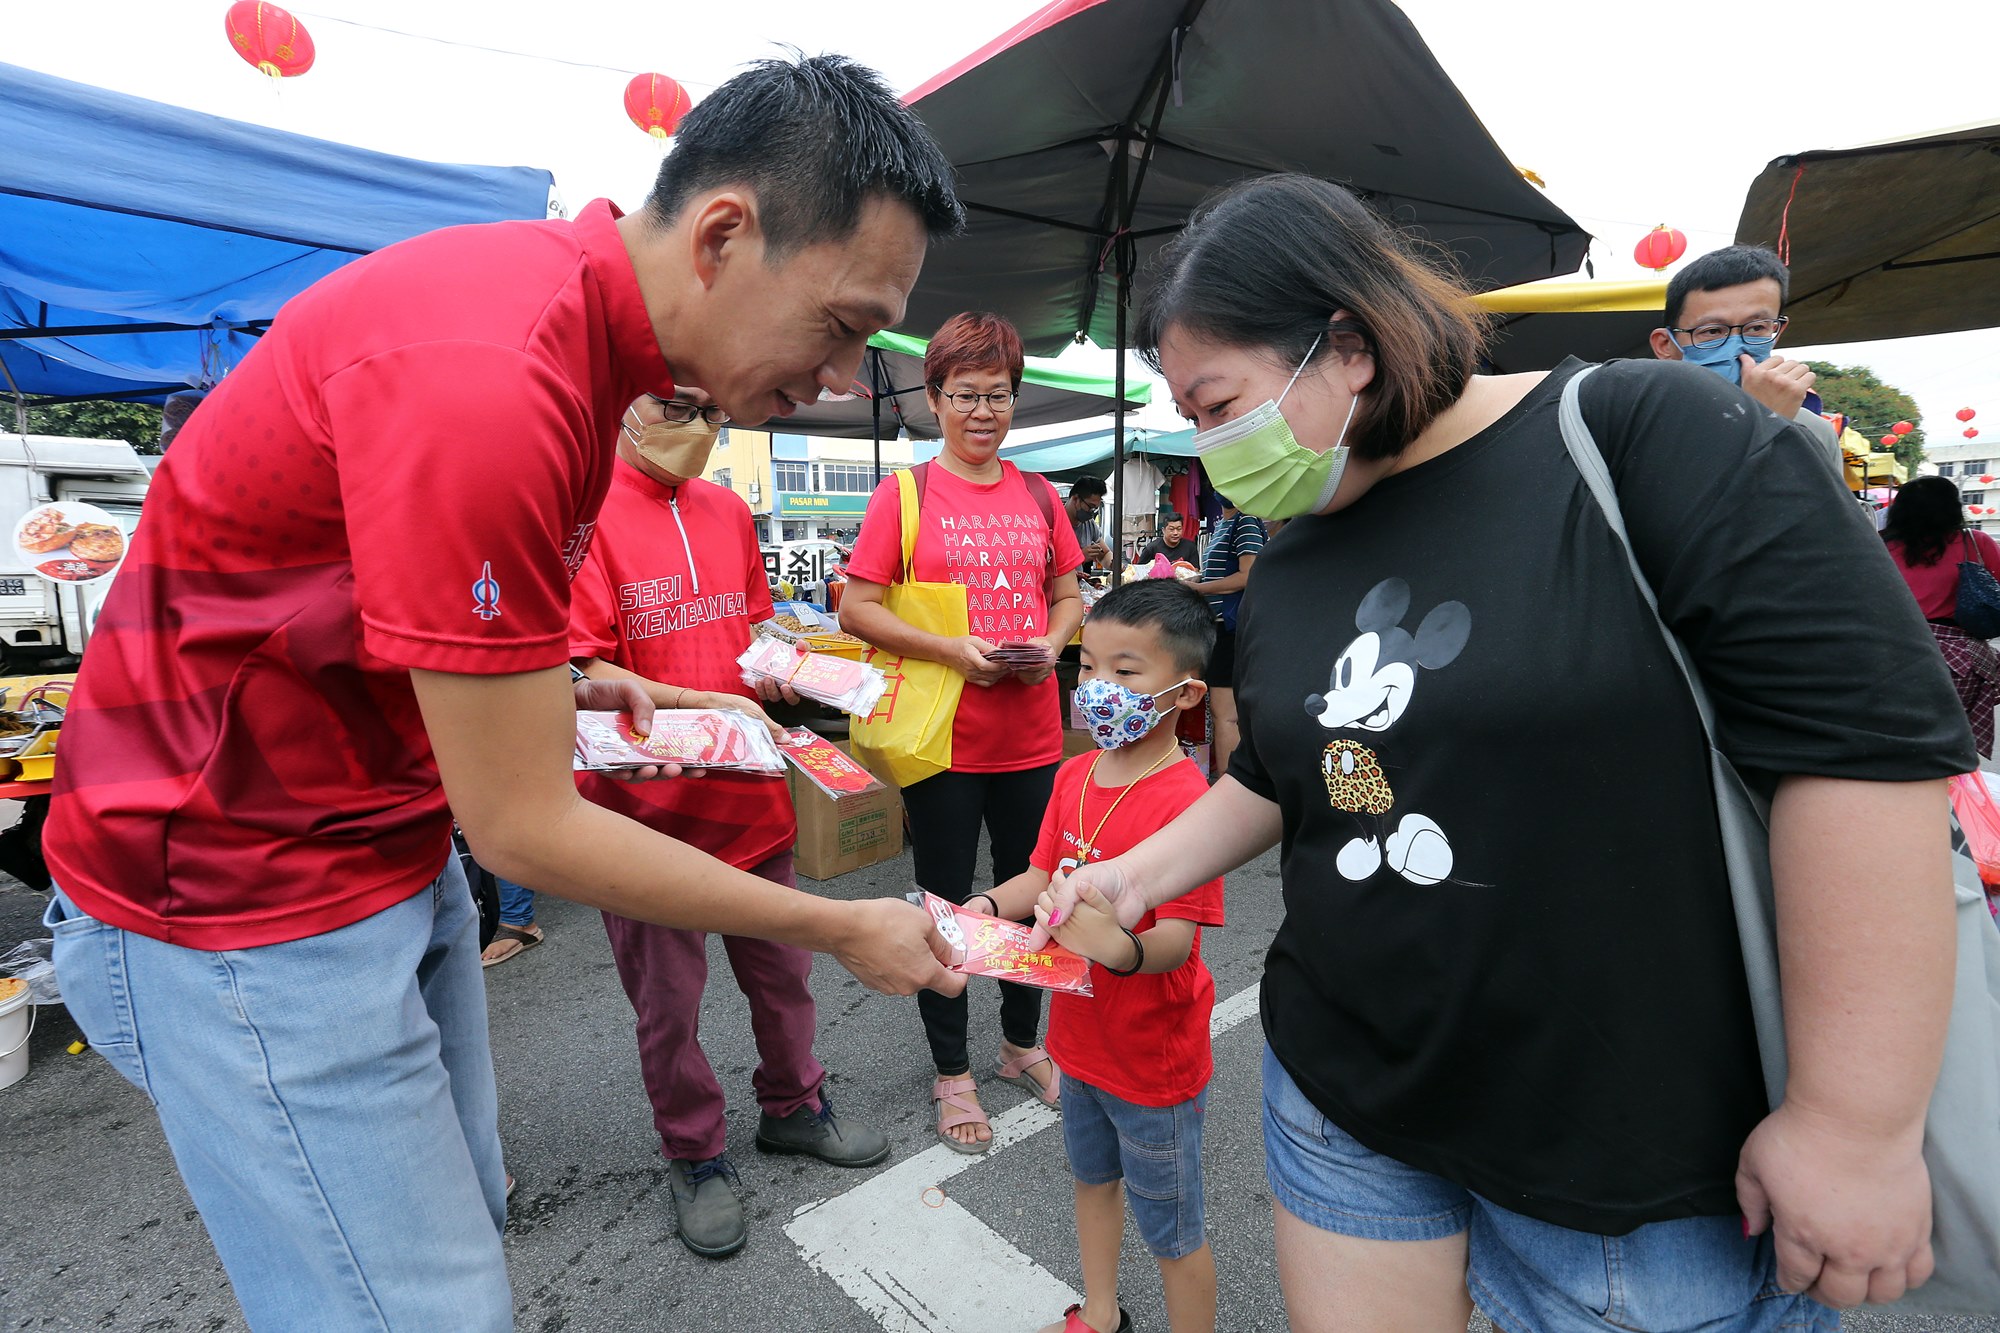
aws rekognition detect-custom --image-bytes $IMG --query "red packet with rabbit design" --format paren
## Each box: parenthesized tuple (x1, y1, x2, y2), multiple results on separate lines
(913, 890, 1093, 995)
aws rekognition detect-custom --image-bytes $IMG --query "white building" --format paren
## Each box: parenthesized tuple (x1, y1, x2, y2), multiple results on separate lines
(1929, 439, 2000, 535)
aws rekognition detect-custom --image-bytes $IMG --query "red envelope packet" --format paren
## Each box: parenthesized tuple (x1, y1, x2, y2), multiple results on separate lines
(574, 709, 785, 775)
(913, 890, 1093, 996)
(778, 728, 884, 798)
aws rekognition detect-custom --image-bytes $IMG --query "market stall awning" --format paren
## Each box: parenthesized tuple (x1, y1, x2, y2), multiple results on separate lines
(901, 0, 1590, 357)
(1474, 278, 1666, 372)
(0, 61, 559, 404)
(752, 330, 1147, 439)
(1735, 121, 2000, 346)
(916, 424, 1196, 475)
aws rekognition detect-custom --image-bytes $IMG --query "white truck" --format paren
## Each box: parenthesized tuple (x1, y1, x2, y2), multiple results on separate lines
(0, 433, 154, 674)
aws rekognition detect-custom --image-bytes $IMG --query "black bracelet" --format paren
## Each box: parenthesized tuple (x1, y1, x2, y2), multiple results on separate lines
(1103, 926, 1144, 977)
(569, 663, 588, 684)
(967, 893, 998, 917)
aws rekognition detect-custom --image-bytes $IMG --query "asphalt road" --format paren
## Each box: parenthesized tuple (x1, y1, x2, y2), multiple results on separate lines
(1, 839, 1993, 1333)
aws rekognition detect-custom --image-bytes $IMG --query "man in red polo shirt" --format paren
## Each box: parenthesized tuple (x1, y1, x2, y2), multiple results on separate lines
(570, 387, 888, 1258)
(42, 55, 963, 1330)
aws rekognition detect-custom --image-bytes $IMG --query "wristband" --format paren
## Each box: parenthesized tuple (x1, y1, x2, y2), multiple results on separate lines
(569, 663, 588, 683)
(1103, 926, 1144, 977)
(967, 893, 999, 917)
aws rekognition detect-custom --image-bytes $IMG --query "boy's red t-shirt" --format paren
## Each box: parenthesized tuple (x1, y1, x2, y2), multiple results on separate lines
(1032, 751, 1225, 1107)
(845, 462, 1082, 774)
(567, 463, 795, 871)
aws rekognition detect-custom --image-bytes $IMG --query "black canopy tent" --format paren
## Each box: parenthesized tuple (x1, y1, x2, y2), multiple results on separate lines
(1735, 121, 2000, 347)
(903, 0, 1589, 563)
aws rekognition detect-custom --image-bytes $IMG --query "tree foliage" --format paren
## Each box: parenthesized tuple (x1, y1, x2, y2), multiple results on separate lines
(20, 400, 166, 454)
(1805, 362, 1925, 476)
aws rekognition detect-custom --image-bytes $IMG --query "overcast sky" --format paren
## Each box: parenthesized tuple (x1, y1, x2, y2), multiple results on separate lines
(7, 0, 1996, 442)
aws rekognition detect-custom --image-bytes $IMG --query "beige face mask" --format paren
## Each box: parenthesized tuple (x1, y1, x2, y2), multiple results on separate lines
(623, 414, 721, 480)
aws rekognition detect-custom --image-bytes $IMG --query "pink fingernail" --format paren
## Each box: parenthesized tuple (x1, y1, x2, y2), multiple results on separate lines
(1740, 1215, 1750, 1239)
(1048, 909, 1064, 928)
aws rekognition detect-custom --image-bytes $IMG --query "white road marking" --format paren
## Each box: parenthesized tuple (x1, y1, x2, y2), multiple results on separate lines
(787, 982, 1263, 1331)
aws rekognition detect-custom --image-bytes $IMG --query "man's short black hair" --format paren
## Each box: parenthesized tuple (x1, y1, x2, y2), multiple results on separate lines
(646, 53, 964, 258)
(1664, 245, 1791, 328)
(1086, 578, 1215, 676)
(1068, 476, 1107, 501)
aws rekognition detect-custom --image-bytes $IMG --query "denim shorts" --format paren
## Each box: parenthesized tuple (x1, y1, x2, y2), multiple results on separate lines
(1261, 1045, 1839, 1333)
(1061, 1073, 1208, 1260)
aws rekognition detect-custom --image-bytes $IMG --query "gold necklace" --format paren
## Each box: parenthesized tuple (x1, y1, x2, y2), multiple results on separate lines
(1075, 745, 1180, 862)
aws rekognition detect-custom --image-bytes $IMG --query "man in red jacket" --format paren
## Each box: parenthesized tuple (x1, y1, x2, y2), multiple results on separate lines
(43, 54, 962, 1329)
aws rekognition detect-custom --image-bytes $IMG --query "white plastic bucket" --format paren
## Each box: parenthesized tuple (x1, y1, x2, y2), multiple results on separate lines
(0, 976, 34, 1089)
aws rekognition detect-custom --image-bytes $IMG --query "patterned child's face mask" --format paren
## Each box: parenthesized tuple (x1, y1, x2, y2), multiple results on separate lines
(1071, 677, 1192, 750)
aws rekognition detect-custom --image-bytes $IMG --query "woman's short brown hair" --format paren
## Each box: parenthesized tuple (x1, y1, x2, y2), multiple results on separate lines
(924, 311, 1025, 391)
(1136, 174, 1490, 462)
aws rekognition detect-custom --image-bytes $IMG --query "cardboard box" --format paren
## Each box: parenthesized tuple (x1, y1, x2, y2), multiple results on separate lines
(788, 741, 905, 881)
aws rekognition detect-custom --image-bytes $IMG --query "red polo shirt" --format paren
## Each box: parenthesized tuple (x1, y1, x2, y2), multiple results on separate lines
(568, 463, 795, 870)
(46, 199, 673, 949)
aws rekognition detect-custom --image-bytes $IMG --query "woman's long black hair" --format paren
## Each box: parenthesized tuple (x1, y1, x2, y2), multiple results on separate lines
(1882, 475, 1969, 567)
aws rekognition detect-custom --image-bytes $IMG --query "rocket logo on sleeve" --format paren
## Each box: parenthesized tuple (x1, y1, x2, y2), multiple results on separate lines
(471, 562, 502, 621)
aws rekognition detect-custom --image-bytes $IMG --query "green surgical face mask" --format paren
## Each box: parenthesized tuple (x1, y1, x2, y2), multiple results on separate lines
(1192, 332, 1357, 519)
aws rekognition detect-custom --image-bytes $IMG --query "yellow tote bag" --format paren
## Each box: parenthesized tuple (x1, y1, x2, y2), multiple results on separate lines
(848, 467, 967, 788)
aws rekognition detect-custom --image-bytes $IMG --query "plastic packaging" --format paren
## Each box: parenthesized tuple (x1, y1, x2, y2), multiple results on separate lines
(1949, 772, 2000, 914)
(0, 938, 58, 1004)
(574, 709, 786, 776)
(738, 638, 887, 716)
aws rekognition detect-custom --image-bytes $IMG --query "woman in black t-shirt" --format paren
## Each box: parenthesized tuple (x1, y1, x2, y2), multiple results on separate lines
(1038, 174, 1970, 1331)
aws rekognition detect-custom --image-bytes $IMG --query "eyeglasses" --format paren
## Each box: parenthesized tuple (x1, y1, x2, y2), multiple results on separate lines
(648, 395, 731, 425)
(1668, 317, 1789, 350)
(936, 388, 1017, 414)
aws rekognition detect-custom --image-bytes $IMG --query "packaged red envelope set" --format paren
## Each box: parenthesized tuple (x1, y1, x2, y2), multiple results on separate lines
(574, 709, 785, 776)
(778, 728, 885, 799)
(907, 890, 1093, 995)
(738, 637, 887, 716)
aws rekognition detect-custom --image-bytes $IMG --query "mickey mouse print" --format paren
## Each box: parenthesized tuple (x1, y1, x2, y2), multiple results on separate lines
(1304, 577, 1470, 886)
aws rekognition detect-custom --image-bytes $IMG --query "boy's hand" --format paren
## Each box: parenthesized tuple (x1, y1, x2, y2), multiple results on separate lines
(1033, 877, 1133, 968)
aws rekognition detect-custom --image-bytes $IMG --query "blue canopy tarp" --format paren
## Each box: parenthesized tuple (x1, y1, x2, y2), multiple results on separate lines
(0, 61, 558, 403)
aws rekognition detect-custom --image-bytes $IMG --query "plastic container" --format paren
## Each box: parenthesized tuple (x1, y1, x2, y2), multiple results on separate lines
(0, 976, 34, 1089)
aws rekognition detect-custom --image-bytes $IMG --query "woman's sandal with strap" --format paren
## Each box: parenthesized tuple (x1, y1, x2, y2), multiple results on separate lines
(933, 1075, 993, 1155)
(997, 1046, 1061, 1107)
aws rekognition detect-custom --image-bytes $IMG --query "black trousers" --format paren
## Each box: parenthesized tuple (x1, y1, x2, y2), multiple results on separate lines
(901, 762, 1059, 1075)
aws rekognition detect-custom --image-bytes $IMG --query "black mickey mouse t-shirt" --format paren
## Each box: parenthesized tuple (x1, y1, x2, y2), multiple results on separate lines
(1231, 358, 1974, 1234)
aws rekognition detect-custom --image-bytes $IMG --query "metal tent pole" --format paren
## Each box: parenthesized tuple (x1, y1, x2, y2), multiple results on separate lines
(870, 348, 885, 485)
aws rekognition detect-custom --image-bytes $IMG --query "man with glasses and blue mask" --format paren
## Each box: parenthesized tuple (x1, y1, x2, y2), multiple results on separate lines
(1649, 244, 1845, 478)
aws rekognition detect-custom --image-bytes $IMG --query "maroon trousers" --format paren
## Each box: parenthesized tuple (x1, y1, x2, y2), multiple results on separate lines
(600, 850, 825, 1162)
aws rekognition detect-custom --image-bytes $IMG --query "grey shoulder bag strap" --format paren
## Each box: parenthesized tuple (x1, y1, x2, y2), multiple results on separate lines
(1559, 364, 2000, 1315)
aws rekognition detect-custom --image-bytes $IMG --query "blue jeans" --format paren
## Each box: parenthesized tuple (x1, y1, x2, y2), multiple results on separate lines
(1061, 1073, 1209, 1259)
(1261, 1045, 1838, 1333)
(47, 860, 511, 1331)
(497, 876, 535, 928)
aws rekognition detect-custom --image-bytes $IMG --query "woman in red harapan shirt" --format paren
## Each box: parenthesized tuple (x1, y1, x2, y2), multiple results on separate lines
(843, 313, 1085, 1153)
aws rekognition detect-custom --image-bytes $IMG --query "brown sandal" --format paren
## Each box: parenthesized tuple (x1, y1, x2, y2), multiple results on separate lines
(481, 923, 543, 968)
(933, 1075, 993, 1154)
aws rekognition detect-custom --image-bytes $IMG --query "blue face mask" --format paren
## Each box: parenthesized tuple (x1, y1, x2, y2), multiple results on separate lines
(1677, 333, 1773, 387)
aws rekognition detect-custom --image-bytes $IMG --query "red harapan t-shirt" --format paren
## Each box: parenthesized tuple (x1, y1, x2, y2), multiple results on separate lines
(845, 462, 1082, 774)
(1034, 752, 1225, 1107)
(45, 199, 673, 949)
(568, 463, 794, 870)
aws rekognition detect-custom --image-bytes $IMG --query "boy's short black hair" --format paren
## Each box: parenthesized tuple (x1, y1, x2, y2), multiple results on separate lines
(646, 53, 963, 258)
(1663, 245, 1790, 328)
(1086, 578, 1216, 676)
(1068, 475, 1107, 501)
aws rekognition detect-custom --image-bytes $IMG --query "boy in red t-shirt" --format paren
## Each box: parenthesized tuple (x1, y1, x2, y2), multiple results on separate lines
(979, 579, 1223, 1333)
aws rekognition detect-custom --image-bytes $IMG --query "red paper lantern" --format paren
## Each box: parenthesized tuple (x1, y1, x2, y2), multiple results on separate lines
(1880, 434, 1897, 447)
(1982, 473, 1995, 483)
(1969, 428, 1983, 440)
(1632, 224, 1689, 272)
(1892, 421, 1914, 435)
(1961, 408, 1980, 423)
(623, 73, 692, 141)
(224, 2, 315, 80)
